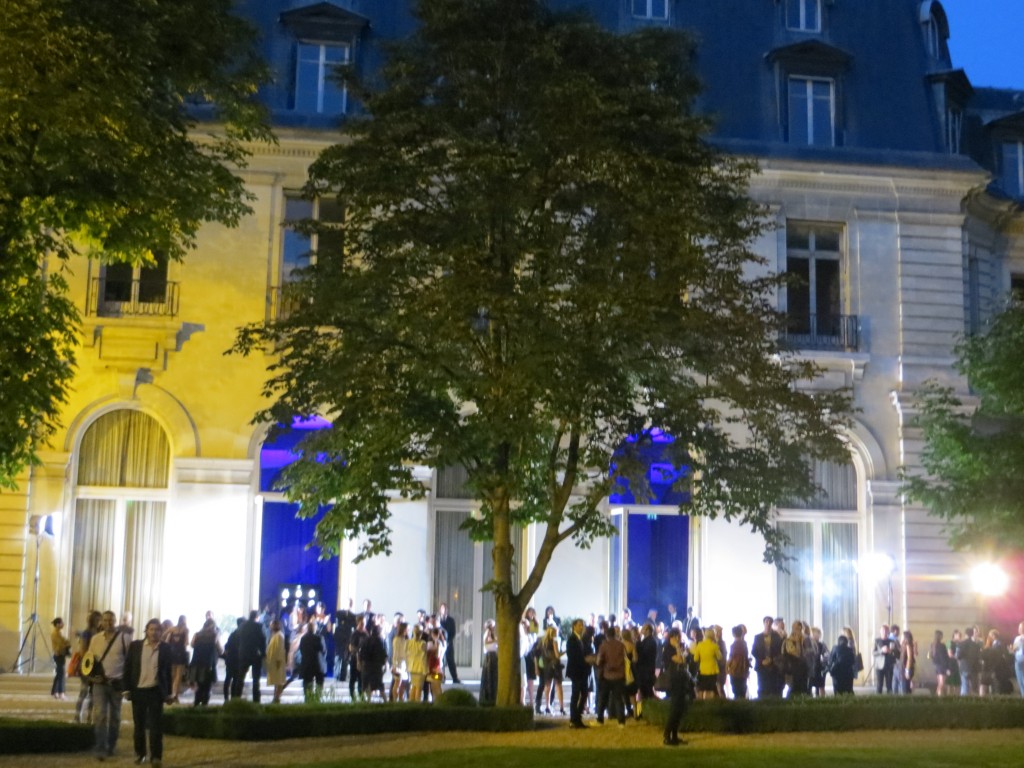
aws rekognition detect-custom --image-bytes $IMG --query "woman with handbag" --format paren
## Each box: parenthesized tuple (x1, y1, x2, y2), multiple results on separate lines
(51, 618, 71, 700)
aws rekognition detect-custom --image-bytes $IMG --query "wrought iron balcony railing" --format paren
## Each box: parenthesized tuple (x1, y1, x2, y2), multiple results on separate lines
(781, 313, 859, 352)
(87, 278, 179, 318)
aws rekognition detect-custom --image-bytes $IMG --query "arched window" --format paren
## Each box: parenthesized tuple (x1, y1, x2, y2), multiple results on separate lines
(776, 456, 859, 646)
(919, 1, 951, 64)
(71, 410, 170, 632)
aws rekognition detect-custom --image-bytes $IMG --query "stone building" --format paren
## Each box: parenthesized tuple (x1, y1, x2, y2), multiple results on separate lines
(2, 0, 1022, 681)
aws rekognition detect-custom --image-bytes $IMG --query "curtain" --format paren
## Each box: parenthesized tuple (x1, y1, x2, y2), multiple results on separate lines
(433, 510, 474, 666)
(73, 409, 170, 629)
(784, 457, 856, 510)
(821, 522, 858, 647)
(123, 501, 166, 628)
(776, 521, 814, 628)
(77, 410, 170, 488)
(70, 499, 117, 632)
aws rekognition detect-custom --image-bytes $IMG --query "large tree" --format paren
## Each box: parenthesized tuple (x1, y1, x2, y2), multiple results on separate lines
(903, 302, 1024, 550)
(0, 0, 269, 487)
(235, 0, 850, 707)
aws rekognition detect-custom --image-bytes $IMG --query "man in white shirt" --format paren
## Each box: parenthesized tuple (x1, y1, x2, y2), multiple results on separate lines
(88, 610, 129, 760)
(126, 618, 173, 767)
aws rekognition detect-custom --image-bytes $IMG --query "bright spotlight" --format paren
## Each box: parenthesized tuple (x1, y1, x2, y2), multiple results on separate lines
(281, 588, 290, 599)
(863, 552, 896, 583)
(308, 589, 316, 599)
(970, 562, 1009, 597)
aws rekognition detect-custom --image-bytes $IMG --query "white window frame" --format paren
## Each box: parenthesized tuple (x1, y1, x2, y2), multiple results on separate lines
(295, 41, 350, 114)
(788, 76, 835, 147)
(786, 0, 821, 32)
(632, 0, 668, 21)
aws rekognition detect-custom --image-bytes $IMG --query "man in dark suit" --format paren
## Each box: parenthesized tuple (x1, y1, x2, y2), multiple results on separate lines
(566, 618, 592, 728)
(751, 615, 781, 698)
(233, 610, 266, 701)
(125, 618, 173, 768)
(438, 602, 461, 684)
(333, 599, 356, 682)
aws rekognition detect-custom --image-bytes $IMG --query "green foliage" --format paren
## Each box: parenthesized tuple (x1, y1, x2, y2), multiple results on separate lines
(0, 0, 270, 487)
(233, 0, 850, 705)
(164, 702, 531, 739)
(643, 695, 1024, 732)
(436, 688, 480, 708)
(902, 304, 1024, 551)
(0, 717, 93, 754)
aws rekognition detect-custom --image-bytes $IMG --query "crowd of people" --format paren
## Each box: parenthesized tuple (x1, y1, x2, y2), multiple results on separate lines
(51, 600, 1024, 759)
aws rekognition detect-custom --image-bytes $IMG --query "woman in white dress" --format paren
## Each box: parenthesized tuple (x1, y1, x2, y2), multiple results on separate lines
(266, 619, 287, 703)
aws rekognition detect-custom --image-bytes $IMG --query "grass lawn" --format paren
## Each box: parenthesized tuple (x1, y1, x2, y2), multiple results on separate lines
(301, 730, 1024, 768)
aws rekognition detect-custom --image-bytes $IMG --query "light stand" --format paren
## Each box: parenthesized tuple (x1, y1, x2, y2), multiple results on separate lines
(10, 516, 53, 673)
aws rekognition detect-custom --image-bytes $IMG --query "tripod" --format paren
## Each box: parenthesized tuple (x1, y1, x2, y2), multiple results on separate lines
(10, 531, 51, 673)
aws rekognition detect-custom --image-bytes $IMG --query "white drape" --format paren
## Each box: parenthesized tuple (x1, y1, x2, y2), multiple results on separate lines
(70, 499, 117, 632)
(433, 509, 474, 666)
(72, 410, 169, 630)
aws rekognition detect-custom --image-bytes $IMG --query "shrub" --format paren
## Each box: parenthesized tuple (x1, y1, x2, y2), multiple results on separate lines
(164, 702, 532, 740)
(643, 695, 1024, 733)
(436, 688, 479, 708)
(0, 718, 94, 754)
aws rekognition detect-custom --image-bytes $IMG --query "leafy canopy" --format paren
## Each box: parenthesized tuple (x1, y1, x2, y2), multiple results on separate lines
(235, 0, 851, 569)
(0, 0, 270, 487)
(902, 302, 1024, 550)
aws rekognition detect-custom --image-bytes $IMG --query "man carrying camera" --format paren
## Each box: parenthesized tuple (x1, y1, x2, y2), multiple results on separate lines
(86, 610, 129, 760)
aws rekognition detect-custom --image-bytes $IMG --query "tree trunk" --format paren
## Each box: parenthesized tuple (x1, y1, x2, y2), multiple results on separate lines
(494, 598, 523, 707)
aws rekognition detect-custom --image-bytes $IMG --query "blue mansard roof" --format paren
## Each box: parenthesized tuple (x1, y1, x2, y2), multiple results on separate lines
(237, 0, 1023, 183)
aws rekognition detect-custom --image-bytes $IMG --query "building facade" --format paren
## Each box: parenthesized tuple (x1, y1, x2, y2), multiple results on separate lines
(3, 0, 1023, 678)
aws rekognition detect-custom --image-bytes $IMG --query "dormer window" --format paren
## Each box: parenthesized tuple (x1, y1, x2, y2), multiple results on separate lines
(786, 0, 821, 33)
(295, 42, 349, 114)
(919, 1, 951, 65)
(280, 2, 369, 117)
(1002, 141, 1024, 198)
(789, 77, 834, 146)
(632, 0, 668, 21)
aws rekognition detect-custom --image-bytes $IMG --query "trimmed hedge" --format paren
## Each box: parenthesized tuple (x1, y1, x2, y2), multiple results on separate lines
(0, 717, 94, 754)
(164, 701, 532, 740)
(643, 695, 1024, 733)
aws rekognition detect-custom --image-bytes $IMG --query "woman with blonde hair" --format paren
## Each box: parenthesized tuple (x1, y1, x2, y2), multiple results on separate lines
(692, 625, 723, 700)
(540, 625, 565, 714)
(407, 625, 428, 702)
(782, 621, 809, 697)
(266, 619, 287, 704)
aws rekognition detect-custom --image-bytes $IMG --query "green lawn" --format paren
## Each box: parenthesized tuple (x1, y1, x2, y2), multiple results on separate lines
(299, 732, 1024, 768)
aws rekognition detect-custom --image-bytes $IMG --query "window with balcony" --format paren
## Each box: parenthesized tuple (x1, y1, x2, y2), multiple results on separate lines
(632, 0, 668, 20)
(91, 253, 177, 317)
(786, 0, 821, 32)
(789, 77, 835, 147)
(784, 221, 857, 351)
(1001, 140, 1024, 198)
(272, 195, 344, 320)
